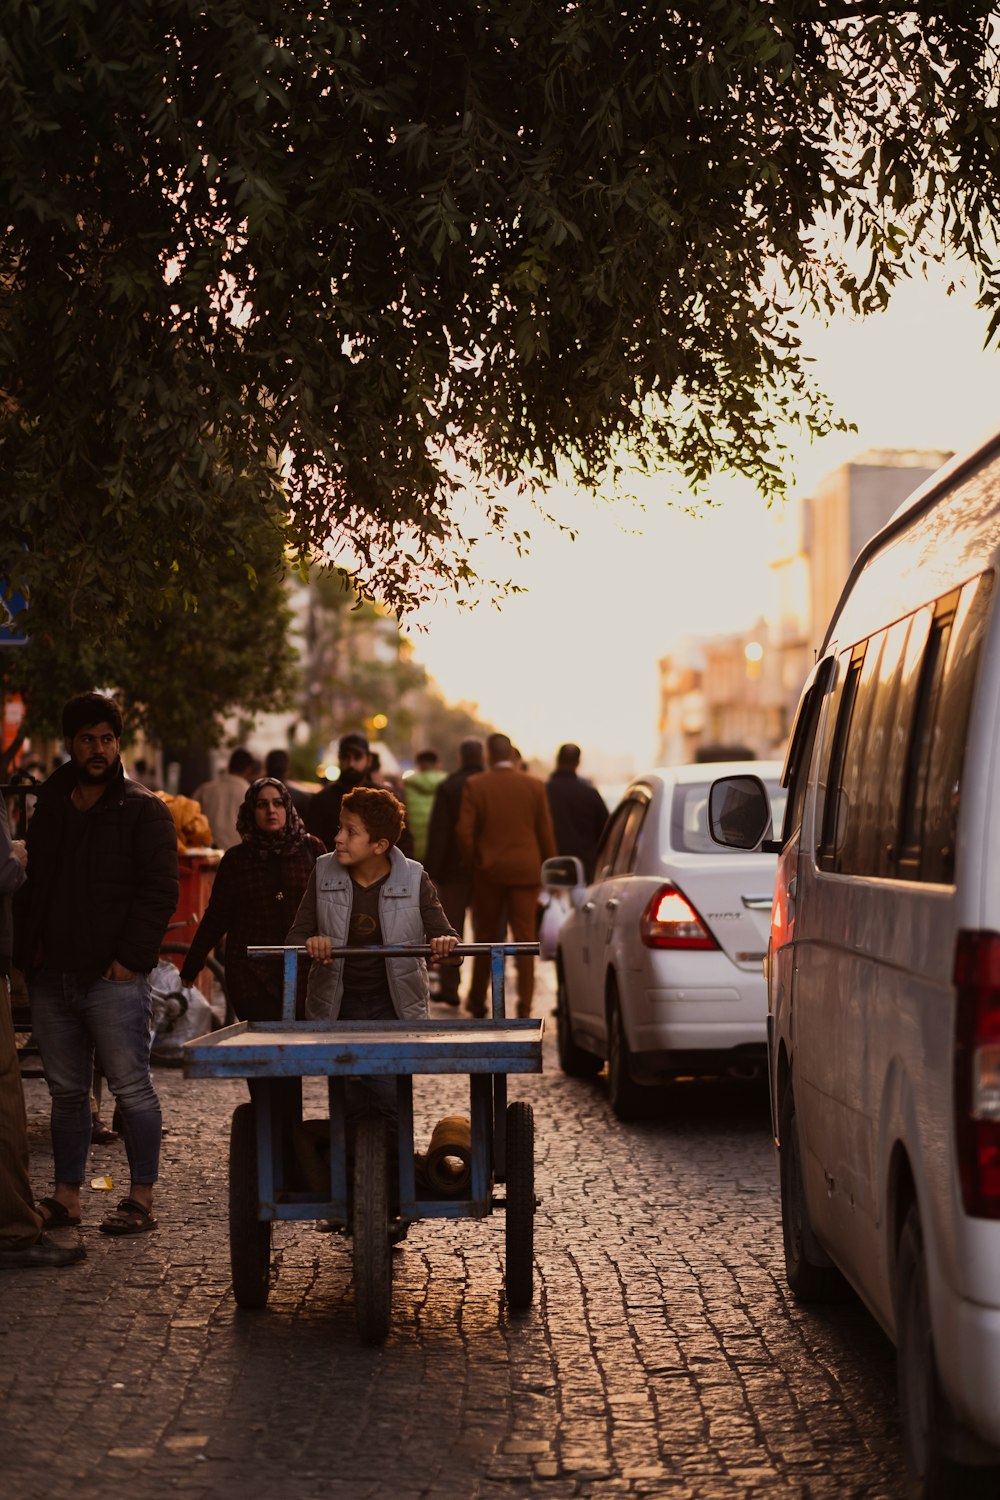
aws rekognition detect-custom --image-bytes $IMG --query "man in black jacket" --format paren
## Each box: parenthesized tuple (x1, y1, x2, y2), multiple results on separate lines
(304, 730, 375, 851)
(545, 743, 609, 883)
(424, 737, 484, 1005)
(15, 693, 178, 1237)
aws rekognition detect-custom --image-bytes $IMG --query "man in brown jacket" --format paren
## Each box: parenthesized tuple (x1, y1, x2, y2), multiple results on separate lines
(456, 733, 556, 1018)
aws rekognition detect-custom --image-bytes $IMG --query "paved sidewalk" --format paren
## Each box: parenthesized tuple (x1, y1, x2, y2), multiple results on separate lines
(4, 966, 906, 1500)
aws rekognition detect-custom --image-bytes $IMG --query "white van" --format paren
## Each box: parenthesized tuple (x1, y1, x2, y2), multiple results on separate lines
(708, 433, 1000, 1499)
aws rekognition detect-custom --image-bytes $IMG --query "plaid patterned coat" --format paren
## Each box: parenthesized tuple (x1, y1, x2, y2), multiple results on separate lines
(180, 835, 324, 1021)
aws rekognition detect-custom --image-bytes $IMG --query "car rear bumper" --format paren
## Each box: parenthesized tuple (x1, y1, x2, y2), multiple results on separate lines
(629, 1009, 767, 1080)
(632, 984, 767, 1062)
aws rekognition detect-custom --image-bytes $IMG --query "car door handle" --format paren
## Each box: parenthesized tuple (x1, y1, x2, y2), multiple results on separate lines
(606, 898, 619, 912)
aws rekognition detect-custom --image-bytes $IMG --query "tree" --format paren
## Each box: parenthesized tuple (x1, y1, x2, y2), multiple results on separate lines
(3, 2, 1000, 638)
(299, 569, 427, 760)
(0, 515, 298, 767)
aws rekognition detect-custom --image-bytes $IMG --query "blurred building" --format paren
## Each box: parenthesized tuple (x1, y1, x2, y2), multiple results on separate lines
(657, 448, 952, 765)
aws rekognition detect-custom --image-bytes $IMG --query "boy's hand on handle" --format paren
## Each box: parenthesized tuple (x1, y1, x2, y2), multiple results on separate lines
(305, 935, 335, 966)
(429, 934, 459, 966)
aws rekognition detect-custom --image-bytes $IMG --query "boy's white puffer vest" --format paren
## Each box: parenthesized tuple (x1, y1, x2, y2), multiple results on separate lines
(304, 845, 430, 1022)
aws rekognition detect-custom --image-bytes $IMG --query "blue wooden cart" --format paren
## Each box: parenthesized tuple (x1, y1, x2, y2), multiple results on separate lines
(182, 943, 543, 1342)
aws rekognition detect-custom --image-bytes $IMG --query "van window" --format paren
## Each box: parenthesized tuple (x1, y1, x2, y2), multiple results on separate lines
(833, 631, 887, 874)
(897, 593, 959, 877)
(814, 654, 845, 855)
(818, 644, 866, 869)
(915, 572, 994, 883)
(780, 658, 835, 845)
(814, 571, 994, 885)
(877, 610, 932, 875)
(852, 615, 911, 876)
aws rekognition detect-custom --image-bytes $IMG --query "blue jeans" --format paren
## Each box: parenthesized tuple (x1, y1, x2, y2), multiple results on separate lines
(30, 970, 162, 1186)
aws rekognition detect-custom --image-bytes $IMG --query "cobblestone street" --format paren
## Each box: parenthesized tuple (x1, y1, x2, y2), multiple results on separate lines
(4, 967, 906, 1500)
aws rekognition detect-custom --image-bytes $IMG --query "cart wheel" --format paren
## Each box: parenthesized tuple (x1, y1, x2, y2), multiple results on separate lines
(229, 1103, 272, 1309)
(505, 1100, 535, 1311)
(352, 1114, 393, 1345)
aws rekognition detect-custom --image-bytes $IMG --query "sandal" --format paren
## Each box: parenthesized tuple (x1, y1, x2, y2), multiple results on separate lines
(99, 1198, 158, 1236)
(37, 1196, 82, 1229)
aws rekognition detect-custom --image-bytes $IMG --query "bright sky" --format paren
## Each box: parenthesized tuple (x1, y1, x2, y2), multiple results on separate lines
(402, 264, 1000, 779)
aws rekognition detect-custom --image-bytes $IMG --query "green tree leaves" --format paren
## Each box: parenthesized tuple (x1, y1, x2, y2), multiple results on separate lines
(2, 0, 999, 644)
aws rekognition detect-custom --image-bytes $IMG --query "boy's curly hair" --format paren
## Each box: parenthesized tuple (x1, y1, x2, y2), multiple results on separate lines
(341, 786, 405, 848)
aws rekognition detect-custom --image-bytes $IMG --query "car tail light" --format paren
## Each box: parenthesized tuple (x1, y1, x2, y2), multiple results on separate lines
(640, 883, 718, 950)
(953, 930, 1000, 1218)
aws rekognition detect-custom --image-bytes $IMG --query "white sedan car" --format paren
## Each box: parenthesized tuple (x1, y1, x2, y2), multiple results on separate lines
(545, 761, 785, 1119)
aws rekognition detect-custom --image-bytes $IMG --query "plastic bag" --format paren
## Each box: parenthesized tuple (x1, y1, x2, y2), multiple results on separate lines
(537, 889, 572, 962)
(150, 959, 214, 1064)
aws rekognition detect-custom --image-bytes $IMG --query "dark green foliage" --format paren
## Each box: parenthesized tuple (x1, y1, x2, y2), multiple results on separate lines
(2, 1, 999, 643)
(2, 516, 298, 754)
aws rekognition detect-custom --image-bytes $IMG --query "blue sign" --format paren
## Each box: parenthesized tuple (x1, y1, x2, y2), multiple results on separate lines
(0, 582, 27, 646)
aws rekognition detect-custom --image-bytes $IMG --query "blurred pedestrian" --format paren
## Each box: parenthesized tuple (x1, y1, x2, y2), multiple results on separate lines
(264, 747, 313, 820)
(424, 738, 484, 1006)
(545, 742, 609, 883)
(13, 692, 178, 1236)
(403, 749, 445, 862)
(193, 747, 258, 849)
(304, 731, 375, 850)
(131, 757, 162, 792)
(0, 796, 85, 1267)
(181, 778, 325, 1025)
(457, 733, 556, 1018)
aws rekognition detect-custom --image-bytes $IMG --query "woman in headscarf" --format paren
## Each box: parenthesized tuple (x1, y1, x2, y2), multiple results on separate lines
(180, 777, 325, 1022)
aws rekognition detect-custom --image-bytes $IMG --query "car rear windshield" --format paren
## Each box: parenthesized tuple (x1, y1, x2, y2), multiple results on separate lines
(670, 780, 786, 854)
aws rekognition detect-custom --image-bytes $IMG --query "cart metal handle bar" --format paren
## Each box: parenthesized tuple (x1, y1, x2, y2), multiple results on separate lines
(248, 942, 540, 1023)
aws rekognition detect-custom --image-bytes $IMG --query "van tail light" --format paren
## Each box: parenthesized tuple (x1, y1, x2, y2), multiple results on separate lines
(953, 930, 1000, 1218)
(640, 884, 718, 950)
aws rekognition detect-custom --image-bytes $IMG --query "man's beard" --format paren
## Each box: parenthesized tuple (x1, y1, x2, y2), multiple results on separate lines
(339, 766, 366, 792)
(76, 754, 119, 786)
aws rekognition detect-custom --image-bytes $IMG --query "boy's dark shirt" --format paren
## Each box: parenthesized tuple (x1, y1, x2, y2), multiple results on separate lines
(342, 872, 391, 1010)
(339, 868, 456, 1019)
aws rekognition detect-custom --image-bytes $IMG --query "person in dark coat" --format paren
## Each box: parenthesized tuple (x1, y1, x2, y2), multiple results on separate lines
(0, 797, 86, 1267)
(423, 737, 484, 1005)
(14, 692, 179, 1237)
(180, 778, 325, 1023)
(545, 743, 609, 883)
(303, 731, 375, 851)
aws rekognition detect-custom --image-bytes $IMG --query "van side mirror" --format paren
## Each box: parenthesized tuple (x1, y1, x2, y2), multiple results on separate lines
(541, 855, 586, 889)
(708, 775, 774, 851)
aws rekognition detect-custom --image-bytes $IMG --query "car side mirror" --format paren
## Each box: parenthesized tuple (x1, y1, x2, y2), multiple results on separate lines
(708, 775, 774, 851)
(541, 855, 586, 889)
